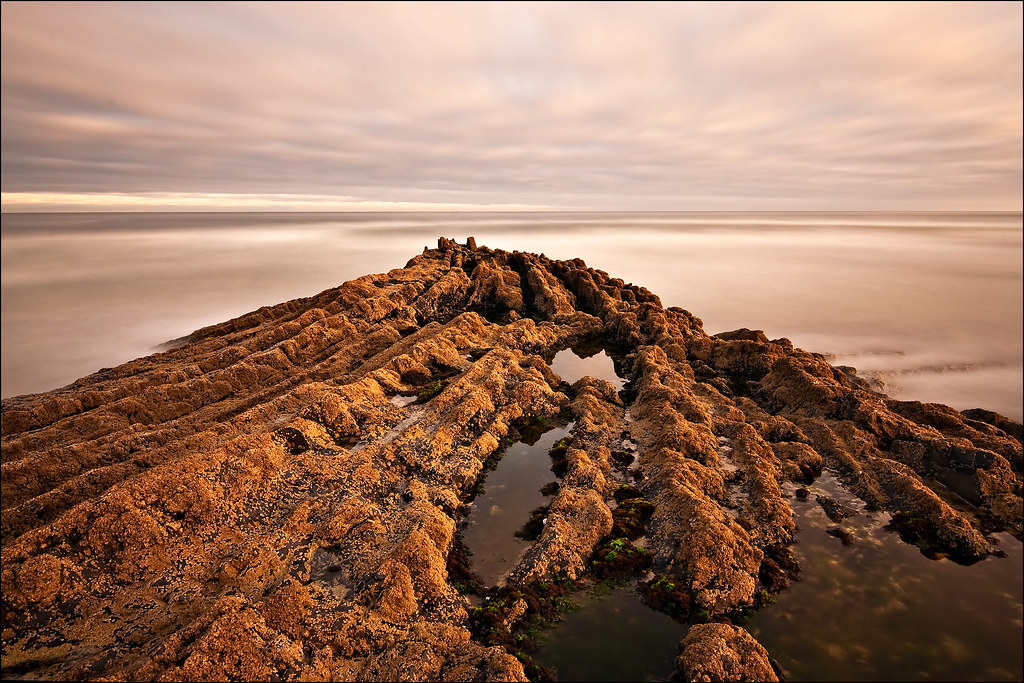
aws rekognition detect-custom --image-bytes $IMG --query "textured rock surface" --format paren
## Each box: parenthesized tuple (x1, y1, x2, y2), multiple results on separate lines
(2, 236, 1021, 681)
(675, 623, 779, 682)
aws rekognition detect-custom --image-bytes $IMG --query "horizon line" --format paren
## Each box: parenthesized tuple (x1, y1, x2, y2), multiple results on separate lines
(3, 192, 1021, 214)
(3, 208, 1021, 215)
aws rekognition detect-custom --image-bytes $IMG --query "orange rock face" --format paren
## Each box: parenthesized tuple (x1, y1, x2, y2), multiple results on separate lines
(2, 237, 1020, 680)
(677, 622, 780, 682)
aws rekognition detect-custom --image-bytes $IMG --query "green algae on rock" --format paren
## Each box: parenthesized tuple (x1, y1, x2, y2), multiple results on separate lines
(1, 236, 1020, 681)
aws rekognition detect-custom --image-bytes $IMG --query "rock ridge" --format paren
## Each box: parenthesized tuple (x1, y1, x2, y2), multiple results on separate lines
(2, 236, 1020, 681)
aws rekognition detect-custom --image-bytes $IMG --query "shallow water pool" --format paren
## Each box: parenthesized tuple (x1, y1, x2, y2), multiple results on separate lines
(533, 585, 689, 682)
(461, 422, 571, 586)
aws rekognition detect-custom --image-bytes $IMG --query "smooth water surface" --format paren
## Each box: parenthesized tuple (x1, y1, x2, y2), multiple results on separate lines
(745, 474, 1024, 682)
(533, 586, 689, 682)
(462, 422, 570, 586)
(550, 346, 625, 391)
(3, 211, 1020, 421)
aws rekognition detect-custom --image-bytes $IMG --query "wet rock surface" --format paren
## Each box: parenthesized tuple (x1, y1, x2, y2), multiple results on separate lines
(2, 236, 1021, 681)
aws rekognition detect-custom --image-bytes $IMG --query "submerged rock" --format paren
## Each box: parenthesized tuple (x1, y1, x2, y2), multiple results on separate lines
(2, 237, 1020, 681)
(816, 494, 855, 522)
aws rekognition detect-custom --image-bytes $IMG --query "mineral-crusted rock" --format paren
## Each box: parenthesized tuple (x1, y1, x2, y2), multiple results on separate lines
(675, 623, 780, 682)
(2, 237, 1021, 681)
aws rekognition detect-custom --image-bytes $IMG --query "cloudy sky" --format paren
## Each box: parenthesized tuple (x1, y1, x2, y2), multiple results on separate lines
(1, 1, 1021, 212)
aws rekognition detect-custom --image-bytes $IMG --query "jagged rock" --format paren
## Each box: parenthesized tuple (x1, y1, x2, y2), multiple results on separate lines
(2, 237, 1020, 681)
(962, 407, 1024, 444)
(674, 623, 780, 682)
(412, 267, 472, 324)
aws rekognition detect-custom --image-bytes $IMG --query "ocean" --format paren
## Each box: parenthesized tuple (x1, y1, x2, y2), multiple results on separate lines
(2, 211, 1021, 422)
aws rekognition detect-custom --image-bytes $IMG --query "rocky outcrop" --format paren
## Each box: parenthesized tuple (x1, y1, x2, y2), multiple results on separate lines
(2, 237, 1020, 681)
(675, 623, 780, 682)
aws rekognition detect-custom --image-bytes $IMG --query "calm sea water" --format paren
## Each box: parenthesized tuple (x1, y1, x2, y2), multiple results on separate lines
(2, 211, 1021, 421)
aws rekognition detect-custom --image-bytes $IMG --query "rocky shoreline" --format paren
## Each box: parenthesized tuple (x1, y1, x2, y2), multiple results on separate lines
(2, 237, 1021, 681)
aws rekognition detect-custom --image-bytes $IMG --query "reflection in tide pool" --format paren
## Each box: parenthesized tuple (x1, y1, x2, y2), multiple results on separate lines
(533, 586, 688, 682)
(461, 422, 571, 586)
(550, 346, 624, 390)
(745, 474, 1024, 682)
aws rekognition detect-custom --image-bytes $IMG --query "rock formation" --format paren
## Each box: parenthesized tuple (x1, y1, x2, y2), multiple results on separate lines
(2, 237, 1021, 681)
(675, 623, 779, 682)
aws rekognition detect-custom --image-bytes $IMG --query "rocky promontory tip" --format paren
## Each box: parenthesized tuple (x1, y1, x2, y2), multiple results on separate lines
(2, 236, 1021, 681)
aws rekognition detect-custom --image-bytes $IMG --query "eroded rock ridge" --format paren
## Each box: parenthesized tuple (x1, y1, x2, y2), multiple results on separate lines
(2, 237, 1021, 681)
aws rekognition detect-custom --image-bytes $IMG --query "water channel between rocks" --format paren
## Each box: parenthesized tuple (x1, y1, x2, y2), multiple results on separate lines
(461, 420, 572, 587)
(463, 345, 694, 681)
(462, 344, 625, 587)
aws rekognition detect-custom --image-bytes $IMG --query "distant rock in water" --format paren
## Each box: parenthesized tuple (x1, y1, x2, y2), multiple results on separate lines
(2, 237, 1021, 681)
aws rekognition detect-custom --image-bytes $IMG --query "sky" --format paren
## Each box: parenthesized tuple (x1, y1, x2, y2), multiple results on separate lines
(1, 1, 1021, 212)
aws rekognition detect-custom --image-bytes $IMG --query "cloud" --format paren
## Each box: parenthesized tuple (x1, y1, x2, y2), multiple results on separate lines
(2, 1, 1021, 210)
(0, 191, 552, 212)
